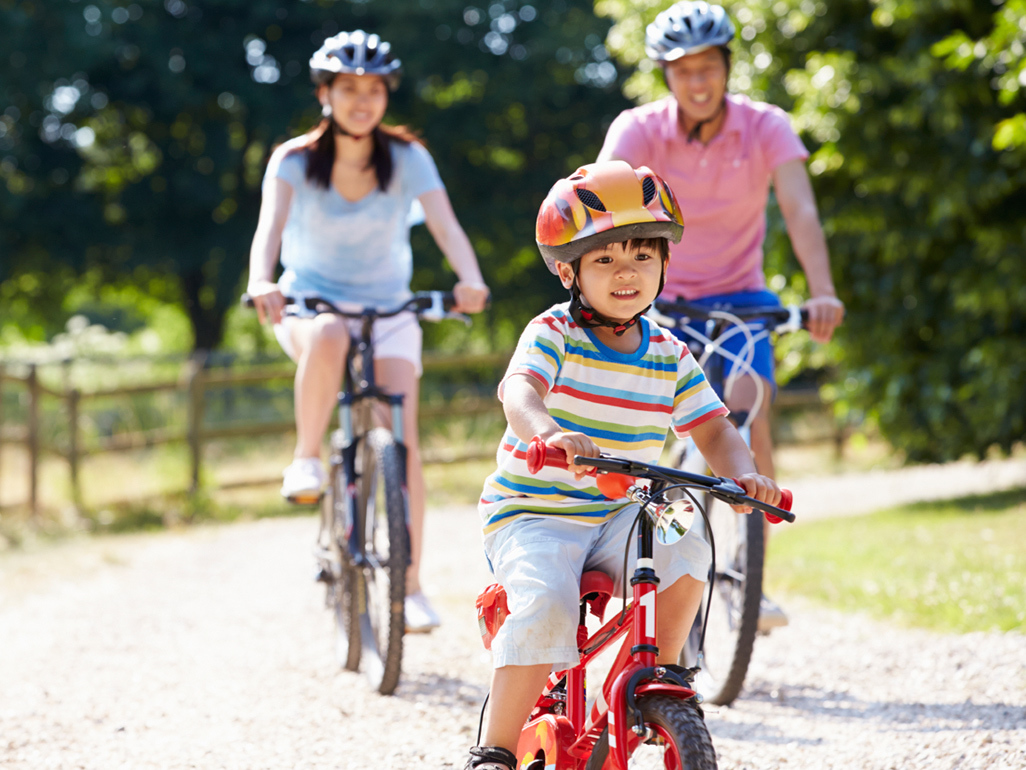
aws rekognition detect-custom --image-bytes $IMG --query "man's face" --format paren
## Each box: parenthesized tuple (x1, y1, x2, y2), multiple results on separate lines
(663, 47, 729, 124)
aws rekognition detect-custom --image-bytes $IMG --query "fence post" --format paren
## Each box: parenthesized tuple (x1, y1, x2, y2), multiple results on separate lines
(186, 352, 208, 494)
(68, 387, 81, 507)
(0, 361, 5, 496)
(27, 364, 40, 520)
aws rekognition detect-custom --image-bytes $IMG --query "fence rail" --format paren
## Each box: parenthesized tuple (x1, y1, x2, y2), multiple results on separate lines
(0, 354, 835, 516)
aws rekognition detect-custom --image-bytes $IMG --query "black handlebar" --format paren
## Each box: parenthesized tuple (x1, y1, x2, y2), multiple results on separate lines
(653, 298, 807, 327)
(240, 291, 462, 320)
(526, 437, 795, 523)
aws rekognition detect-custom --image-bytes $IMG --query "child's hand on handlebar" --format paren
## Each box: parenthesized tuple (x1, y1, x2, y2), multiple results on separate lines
(247, 280, 286, 325)
(453, 281, 490, 314)
(541, 431, 600, 480)
(731, 473, 782, 514)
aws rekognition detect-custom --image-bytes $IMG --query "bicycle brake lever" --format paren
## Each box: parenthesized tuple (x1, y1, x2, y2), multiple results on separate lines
(712, 479, 796, 522)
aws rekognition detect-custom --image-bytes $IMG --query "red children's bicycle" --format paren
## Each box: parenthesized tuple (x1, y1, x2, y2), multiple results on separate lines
(475, 438, 794, 770)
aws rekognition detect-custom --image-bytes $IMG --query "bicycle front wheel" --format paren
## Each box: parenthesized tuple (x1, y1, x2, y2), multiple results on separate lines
(681, 493, 764, 705)
(355, 427, 409, 695)
(584, 695, 717, 770)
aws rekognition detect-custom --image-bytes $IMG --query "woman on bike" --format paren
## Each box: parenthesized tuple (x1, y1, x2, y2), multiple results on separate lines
(247, 30, 489, 632)
(598, 1, 844, 629)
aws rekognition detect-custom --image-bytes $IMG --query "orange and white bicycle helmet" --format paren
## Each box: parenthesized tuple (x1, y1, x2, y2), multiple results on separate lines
(536, 161, 684, 334)
(536, 161, 683, 273)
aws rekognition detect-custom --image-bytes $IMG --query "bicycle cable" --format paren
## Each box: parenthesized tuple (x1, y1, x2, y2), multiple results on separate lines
(475, 691, 489, 746)
(581, 484, 715, 661)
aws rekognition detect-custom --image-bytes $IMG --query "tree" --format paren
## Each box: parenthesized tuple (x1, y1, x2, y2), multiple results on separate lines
(596, 0, 1026, 462)
(2, 0, 633, 350)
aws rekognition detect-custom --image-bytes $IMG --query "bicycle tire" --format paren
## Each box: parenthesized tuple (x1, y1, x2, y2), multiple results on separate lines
(326, 445, 361, 672)
(680, 492, 764, 706)
(356, 427, 409, 696)
(584, 695, 717, 770)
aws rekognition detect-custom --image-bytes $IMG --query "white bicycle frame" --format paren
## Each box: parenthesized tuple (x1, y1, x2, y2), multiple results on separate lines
(647, 305, 803, 464)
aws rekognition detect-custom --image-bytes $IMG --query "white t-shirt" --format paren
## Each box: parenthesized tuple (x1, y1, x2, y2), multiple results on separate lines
(265, 136, 444, 308)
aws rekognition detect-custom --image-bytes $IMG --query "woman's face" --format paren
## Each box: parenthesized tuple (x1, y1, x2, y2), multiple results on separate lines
(663, 47, 728, 124)
(320, 73, 389, 136)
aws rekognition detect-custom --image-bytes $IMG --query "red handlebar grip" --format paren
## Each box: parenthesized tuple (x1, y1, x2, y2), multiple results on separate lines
(526, 436, 550, 474)
(764, 488, 793, 524)
(778, 488, 793, 512)
(526, 436, 601, 477)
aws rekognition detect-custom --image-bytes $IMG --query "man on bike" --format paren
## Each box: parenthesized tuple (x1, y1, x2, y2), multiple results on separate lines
(598, 0, 844, 630)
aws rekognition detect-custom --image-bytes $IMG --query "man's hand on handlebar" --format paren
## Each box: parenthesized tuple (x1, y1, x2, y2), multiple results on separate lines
(802, 295, 845, 343)
(731, 472, 782, 515)
(540, 430, 600, 481)
(247, 280, 286, 325)
(452, 281, 490, 314)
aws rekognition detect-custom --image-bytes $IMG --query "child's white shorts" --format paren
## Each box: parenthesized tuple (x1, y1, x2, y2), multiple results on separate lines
(483, 506, 712, 671)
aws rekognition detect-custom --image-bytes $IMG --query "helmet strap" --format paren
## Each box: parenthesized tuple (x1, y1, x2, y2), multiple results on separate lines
(329, 118, 370, 142)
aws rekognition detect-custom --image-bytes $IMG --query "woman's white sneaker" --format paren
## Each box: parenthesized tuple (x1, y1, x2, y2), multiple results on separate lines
(405, 591, 441, 633)
(280, 458, 326, 504)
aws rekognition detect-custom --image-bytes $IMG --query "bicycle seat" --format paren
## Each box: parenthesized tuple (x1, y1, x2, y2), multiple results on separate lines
(580, 570, 614, 619)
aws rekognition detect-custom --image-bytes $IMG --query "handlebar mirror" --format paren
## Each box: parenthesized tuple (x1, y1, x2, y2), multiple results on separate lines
(653, 498, 696, 546)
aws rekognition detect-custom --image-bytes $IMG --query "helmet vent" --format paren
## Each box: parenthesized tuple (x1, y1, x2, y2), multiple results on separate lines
(576, 189, 606, 211)
(641, 177, 657, 205)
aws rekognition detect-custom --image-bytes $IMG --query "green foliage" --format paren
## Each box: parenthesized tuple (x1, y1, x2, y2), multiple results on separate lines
(598, 1, 1026, 462)
(2, 0, 632, 353)
(767, 488, 1026, 634)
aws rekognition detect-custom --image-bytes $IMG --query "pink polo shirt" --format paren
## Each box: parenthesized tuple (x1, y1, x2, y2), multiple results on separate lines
(599, 94, 808, 300)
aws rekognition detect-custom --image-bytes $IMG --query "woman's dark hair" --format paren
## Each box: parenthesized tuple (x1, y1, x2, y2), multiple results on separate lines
(295, 118, 421, 191)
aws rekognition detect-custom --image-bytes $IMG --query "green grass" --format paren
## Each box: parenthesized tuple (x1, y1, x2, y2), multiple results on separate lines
(766, 487, 1026, 634)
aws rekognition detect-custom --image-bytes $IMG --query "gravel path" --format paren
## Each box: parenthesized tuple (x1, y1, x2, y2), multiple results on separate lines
(1, 465, 1024, 769)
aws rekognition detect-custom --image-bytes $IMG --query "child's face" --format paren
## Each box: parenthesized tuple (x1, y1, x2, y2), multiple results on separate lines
(557, 241, 664, 323)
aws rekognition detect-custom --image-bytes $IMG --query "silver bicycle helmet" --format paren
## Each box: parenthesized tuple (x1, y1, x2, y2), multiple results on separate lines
(309, 30, 402, 90)
(645, 1, 735, 63)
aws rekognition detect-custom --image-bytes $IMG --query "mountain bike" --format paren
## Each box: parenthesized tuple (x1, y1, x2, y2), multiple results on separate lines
(245, 290, 467, 695)
(649, 298, 806, 707)
(475, 437, 794, 770)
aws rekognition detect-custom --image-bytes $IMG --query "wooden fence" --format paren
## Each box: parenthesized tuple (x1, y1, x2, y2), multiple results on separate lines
(0, 351, 513, 516)
(0, 353, 833, 517)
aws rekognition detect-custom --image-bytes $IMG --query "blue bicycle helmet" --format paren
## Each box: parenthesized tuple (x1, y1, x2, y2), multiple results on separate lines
(645, 1, 735, 63)
(310, 30, 402, 90)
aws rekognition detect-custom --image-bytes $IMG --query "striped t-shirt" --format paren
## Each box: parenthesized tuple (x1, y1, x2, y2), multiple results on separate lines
(479, 303, 728, 536)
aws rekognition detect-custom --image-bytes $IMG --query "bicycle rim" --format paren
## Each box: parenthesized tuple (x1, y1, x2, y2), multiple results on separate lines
(326, 460, 361, 672)
(682, 493, 764, 706)
(357, 427, 409, 695)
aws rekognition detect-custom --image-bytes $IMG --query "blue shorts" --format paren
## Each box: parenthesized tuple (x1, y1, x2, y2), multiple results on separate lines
(664, 289, 781, 401)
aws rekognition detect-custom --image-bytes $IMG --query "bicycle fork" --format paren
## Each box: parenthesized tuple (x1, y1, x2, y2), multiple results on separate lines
(604, 513, 699, 769)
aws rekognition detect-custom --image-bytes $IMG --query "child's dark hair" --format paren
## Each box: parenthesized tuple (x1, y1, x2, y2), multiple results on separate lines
(627, 237, 670, 263)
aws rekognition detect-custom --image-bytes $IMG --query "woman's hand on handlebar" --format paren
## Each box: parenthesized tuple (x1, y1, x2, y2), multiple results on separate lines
(452, 280, 490, 314)
(731, 472, 782, 515)
(539, 430, 600, 480)
(247, 279, 286, 325)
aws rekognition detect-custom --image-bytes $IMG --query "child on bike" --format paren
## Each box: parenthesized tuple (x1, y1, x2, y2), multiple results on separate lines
(465, 161, 782, 770)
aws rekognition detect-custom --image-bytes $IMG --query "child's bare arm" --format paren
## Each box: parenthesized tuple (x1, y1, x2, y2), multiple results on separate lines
(503, 374, 599, 479)
(688, 415, 781, 512)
